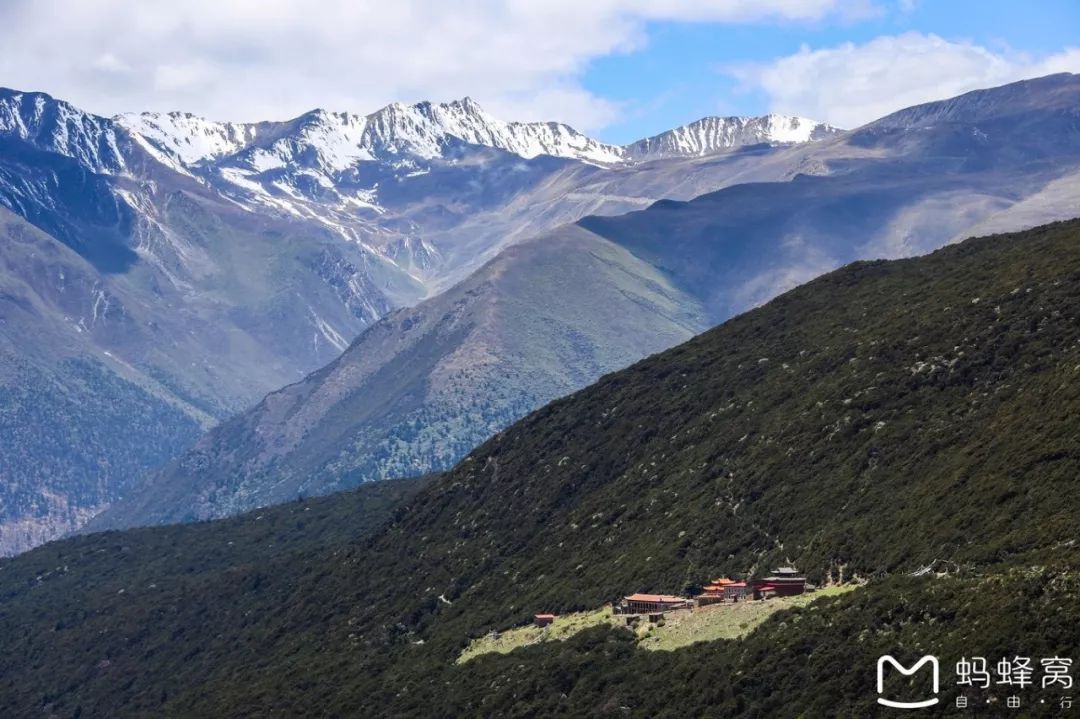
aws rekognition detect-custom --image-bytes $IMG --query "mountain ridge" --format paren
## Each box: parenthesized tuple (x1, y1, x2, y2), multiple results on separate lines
(95, 73, 1080, 532)
(113, 94, 840, 169)
(90, 225, 707, 526)
(0, 83, 841, 553)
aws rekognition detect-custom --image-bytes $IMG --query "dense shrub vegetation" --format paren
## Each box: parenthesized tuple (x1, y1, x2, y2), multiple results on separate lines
(1, 220, 1079, 716)
(0, 357, 203, 554)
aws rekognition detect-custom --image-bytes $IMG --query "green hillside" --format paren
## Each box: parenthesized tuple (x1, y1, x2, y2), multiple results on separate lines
(2, 219, 1080, 716)
(0, 355, 204, 555)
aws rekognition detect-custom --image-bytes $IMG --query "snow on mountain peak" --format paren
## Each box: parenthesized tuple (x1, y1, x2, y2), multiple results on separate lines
(289, 109, 374, 170)
(2, 85, 841, 184)
(0, 89, 127, 174)
(114, 111, 260, 168)
(354, 96, 625, 163)
(109, 96, 838, 175)
(0, 86, 843, 256)
(112, 97, 628, 171)
(623, 114, 841, 162)
(758, 113, 839, 143)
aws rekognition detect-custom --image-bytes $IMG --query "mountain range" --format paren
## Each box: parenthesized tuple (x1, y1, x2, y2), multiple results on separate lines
(2, 217, 1078, 716)
(0, 88, 838, 553)
(92, 72, 1080, 531)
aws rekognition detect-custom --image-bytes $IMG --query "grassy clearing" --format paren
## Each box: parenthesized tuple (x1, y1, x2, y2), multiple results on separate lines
(457, 585, 858, 663)
(457, 606, 614, 664)
(637, 585, 856, 651)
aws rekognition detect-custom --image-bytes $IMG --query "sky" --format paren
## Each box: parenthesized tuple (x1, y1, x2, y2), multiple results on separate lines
(0, 0, 1078, 143)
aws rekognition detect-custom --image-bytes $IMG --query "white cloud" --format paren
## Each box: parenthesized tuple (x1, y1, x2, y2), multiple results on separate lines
(727, 33, 1080, 128)
(0, 0, 865, 131)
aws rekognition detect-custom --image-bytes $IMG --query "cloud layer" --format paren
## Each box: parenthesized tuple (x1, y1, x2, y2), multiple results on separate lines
(0, 0, 857, 129)
(729, 32, 1080, 128)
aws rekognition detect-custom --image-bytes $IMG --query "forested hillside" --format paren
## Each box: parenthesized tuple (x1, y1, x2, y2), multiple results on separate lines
(2, 219, 1079, 717)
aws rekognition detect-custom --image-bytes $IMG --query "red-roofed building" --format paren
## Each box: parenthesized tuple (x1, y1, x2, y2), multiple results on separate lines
(752, 567, 806, 598)
(620, 593, 691, 614)
(695, 576, 749, 605)
(534, 613, 555, 627)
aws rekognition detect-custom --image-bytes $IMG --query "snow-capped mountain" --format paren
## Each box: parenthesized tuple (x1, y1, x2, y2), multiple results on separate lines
(93, 73, 1080, 534)
(117, 97, 628, 171)
(117, 97, 837, 173)
(107, 98, 842, 276)
(0, 86, 841, 301)
(0, 85, 842, 555)
(8, 74, 1080, 552)
(117, 110, 262, 167)
(0, 89, 128, 174)
(624, 114, 840, 162)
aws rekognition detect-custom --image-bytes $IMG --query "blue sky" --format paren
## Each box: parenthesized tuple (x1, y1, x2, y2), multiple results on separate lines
(1, 1, 1078, 141)
(587, 0, 1080, 142)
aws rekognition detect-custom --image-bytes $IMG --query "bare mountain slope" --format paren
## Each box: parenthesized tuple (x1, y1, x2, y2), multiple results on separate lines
(94, 73, 1080, 530)
(0, 88, 833, 552)
(94, 226, 705, 525)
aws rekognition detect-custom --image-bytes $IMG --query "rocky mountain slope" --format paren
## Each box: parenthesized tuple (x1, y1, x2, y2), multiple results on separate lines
(623, 113, 835, 161)
(95, 226, 707, 525)
(0, 89, 834, 553)
(3, 218, 1079, 717)
(97, 73, 1080, 530)
(111, 98, 839, 291)
(118, 98, 835, 173)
